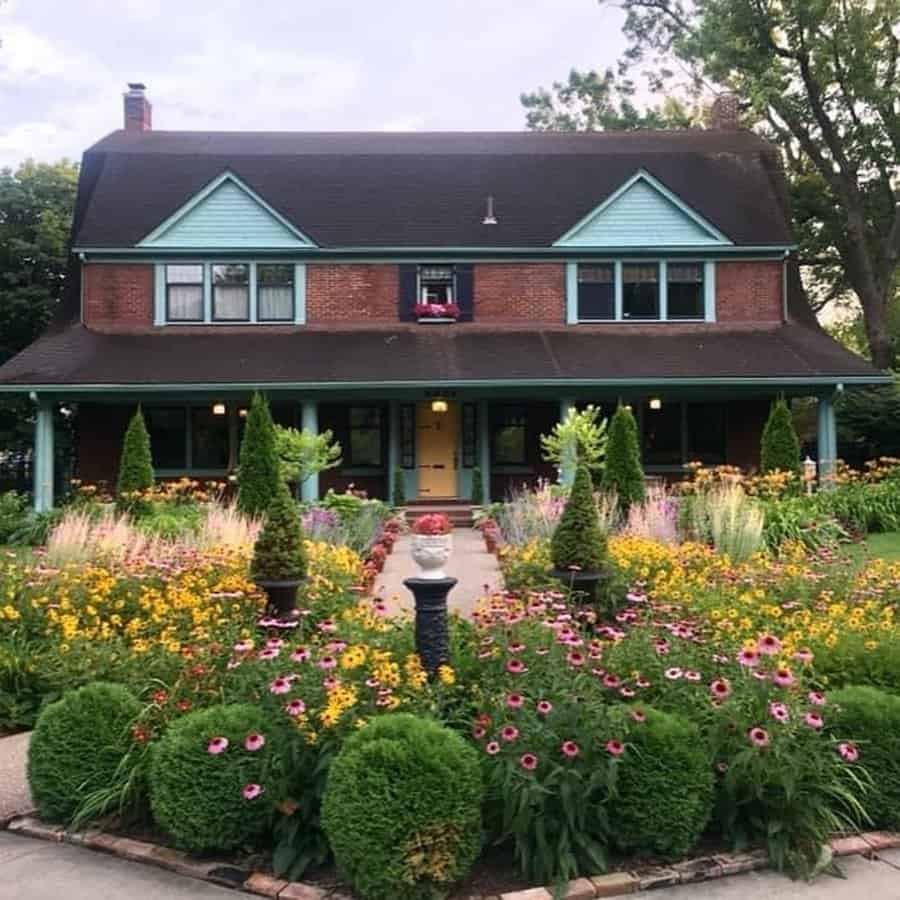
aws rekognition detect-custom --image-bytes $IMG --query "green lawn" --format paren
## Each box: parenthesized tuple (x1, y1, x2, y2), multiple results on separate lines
(843, 531, 900, 565)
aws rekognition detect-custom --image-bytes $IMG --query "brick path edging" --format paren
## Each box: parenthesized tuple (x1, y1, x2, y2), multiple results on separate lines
(5, 815, 900, 899)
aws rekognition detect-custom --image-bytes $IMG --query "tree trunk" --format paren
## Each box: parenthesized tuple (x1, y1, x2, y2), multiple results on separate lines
(860, 284, 893, 369)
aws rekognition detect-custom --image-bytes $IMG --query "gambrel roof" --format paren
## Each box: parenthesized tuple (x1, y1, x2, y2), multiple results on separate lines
(72, 129, 794, 250)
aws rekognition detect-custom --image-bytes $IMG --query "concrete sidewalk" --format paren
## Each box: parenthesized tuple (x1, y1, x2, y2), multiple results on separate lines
(0, 734, 32, 825)
(647, 848, 900, 899)
(374, 527, 502, 618)
(0, 832, 235, 899)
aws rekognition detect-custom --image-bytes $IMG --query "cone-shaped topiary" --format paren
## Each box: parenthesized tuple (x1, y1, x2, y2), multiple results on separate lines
(251, 487, 307, 582)
(238, 393, 281, 518)
(761, 396, 801, 474)
(322, 713, 483, 900)
(601, 404, 644, 512)
(551, 463, 606, 572)
(613, 707, 714, 858)
(28, 682, 142, 823)
(471, 465, 484, 505)
(116, 406, 154, 499)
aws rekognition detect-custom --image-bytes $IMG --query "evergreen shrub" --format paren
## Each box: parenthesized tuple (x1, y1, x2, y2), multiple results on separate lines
(321, 714, 483, 900)
(238, 393, 281, 518)
(601, 404, 644, 511)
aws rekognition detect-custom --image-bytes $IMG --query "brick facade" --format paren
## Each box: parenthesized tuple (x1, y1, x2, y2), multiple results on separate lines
(306, 264, 399, 322)
(474, 263, 565, 322)
(715, 260, 783, 323)
(83, 264, 154, 330)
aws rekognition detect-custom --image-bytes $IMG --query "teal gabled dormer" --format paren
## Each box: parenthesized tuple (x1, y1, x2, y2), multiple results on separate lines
(554, 169, 733, 248)
(138, 171, 315, 249)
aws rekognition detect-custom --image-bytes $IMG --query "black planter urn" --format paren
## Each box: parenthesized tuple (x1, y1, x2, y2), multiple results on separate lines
(551, 569, 606, 604)
(403, 576, 457, 676)
(254, 577, 304, 618)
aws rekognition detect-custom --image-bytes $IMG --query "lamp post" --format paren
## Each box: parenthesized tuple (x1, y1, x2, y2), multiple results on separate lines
(403, 576, 457, 676)
(803, 456, 817, 496)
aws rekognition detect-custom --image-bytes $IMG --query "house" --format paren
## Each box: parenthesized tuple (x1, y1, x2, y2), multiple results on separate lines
(0, 84, 889, 511)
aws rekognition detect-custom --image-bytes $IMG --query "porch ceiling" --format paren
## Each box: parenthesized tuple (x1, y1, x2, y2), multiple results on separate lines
(0, 321, 887, 394)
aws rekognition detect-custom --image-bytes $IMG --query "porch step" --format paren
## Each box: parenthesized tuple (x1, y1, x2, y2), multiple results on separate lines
(405, 501, 475, 528)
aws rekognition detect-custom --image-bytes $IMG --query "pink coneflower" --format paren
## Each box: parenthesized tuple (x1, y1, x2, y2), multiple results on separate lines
(207, 736, 229, 755)
(664, 667, 683, 680)
(472, 725, 487, 740)
(772, 667, 795, 688)
(738, 648, 760, 668)
(485, 741, 501, 756)
(258, 648, 280, 661)
(534, 647, 550, 656)
(808, 691, 826, 707)
(685, 670, 702, 683)
(710, 678, 732, 700)
(768, 701, 790, 723)
(244, 733, 266, 752)
(290, 647, 310, 663)
(620, 687, 636, 699)
(757, 634, 782, 656)
(365, 677, 379, 688)
(317, 618, 337, 633)
(794, 648, 814, 664)
(242, 783, 264, 801)
(501, 725, 520, 743)
(266, 638, 285, 650)
(636, 676, 651, 689)
(804, 711, 824, 730)
(605, 739, 624, 756)
(713, 653, 730, 664)
(233, 640, 253, 653)
(285, 699, 306, 717)
(318, 656, 337, 670)
(603, 673, 621, 689)
(567, 650, 586, 667)
(748, 727, 770, 747)
(631, 709, 646, 723)
(837, 742, 859, 763)
(561, 740, 580, 758)
(536, 700, 553, 716)
(508, 642, 526, 654)
(323, 676, 340, 691)
(269, 677, 291, 695)
(519, 753, 539, 771)
(506, 659, 528, 675)
(752, 670, 769, 681)
(654, 639, 670, 655)
(506, 693, 525, 710)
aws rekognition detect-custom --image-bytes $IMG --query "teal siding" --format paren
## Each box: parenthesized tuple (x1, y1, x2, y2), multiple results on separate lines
(143, 181, 307, 249)
(558, 179, 725, 248)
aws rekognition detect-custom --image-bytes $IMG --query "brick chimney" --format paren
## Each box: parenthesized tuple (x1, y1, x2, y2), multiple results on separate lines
(124, 82, 152, 132)
(709, 92, 741, 129)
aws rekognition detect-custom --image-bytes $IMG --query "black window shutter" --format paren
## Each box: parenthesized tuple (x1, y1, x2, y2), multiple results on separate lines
(455, 263, 474, 321)
(398, 265, 417, 321)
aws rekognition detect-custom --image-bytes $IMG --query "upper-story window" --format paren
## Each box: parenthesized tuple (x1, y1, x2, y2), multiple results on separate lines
(571, 260, 711, 323)
(212, 264, 250, 321)
(166, 265, 204, 322)
(157, 261, 303, 325)
(419, 265, 455, 303)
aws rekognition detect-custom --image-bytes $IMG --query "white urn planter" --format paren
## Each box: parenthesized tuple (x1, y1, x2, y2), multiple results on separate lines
(410, 533, 453, 580)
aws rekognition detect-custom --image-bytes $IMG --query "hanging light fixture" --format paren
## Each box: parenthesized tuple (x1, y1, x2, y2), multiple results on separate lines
(212, 402, 226, 416)
(649, 397, 662, 410)
(431, 398, 449, 414)
(238, 408, 248, 418)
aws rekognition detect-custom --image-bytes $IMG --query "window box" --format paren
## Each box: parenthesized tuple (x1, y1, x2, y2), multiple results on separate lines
(415, 302, 460, 322)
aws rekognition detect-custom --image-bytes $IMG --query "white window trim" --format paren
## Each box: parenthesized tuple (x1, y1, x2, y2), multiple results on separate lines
(566, 260, 715, 324)
(154, 261, 306, 326)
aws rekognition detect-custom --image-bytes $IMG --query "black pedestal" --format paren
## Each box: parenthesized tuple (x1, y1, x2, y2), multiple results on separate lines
(403, 577, 457, 676)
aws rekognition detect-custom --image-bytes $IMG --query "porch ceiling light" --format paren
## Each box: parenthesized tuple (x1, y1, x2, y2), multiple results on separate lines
(649, 397, 662, 410)
(431, 398, 449, 413)
(238, 408, 248, 418)
(212, 402, 226, 416)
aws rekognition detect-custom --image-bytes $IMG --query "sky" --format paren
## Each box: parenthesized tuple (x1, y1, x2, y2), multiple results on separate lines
(0, 0, 629, 169)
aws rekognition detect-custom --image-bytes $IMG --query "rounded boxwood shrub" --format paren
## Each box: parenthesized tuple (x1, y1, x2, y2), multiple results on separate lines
(149, 704, 279, 853)
(829, 685, 900, 829)
(613, 707, 714, 858)
(28, 681, 142, 823)
(321, 713, 483, 900)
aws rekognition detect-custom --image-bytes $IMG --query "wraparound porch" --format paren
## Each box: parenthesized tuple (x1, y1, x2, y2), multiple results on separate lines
(26, 382, 842, 511)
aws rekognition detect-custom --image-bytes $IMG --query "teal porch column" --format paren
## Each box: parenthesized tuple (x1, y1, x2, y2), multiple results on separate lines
(301, 401, 319, 502)
(559, 397, 577, 487)
(478, 399, 490, 503)
(817, 393, 838, 485)
(33, 398, 54, 512)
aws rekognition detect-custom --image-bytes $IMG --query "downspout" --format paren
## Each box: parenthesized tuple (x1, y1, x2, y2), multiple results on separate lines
(782, 250, 789, 322)
(78, 252, 87, 324)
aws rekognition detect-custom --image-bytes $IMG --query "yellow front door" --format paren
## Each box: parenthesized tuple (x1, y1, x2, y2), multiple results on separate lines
(416, 401, 458, 498)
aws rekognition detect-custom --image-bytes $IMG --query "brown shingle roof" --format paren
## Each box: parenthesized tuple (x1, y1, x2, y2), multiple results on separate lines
(0, 322, 884, 389)
(72, 130, 793, 249)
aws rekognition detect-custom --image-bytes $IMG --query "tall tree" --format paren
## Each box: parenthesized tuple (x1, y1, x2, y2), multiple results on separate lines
(524, 1, 900, 368)
(0, 159, 79, 455)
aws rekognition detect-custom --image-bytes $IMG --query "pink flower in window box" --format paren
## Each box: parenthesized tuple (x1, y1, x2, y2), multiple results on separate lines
(415, 302, 461, 320)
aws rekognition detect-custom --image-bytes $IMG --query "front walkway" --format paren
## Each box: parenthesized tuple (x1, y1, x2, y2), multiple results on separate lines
(0, 733, 32, 824)
(374, 528, 502, 618)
